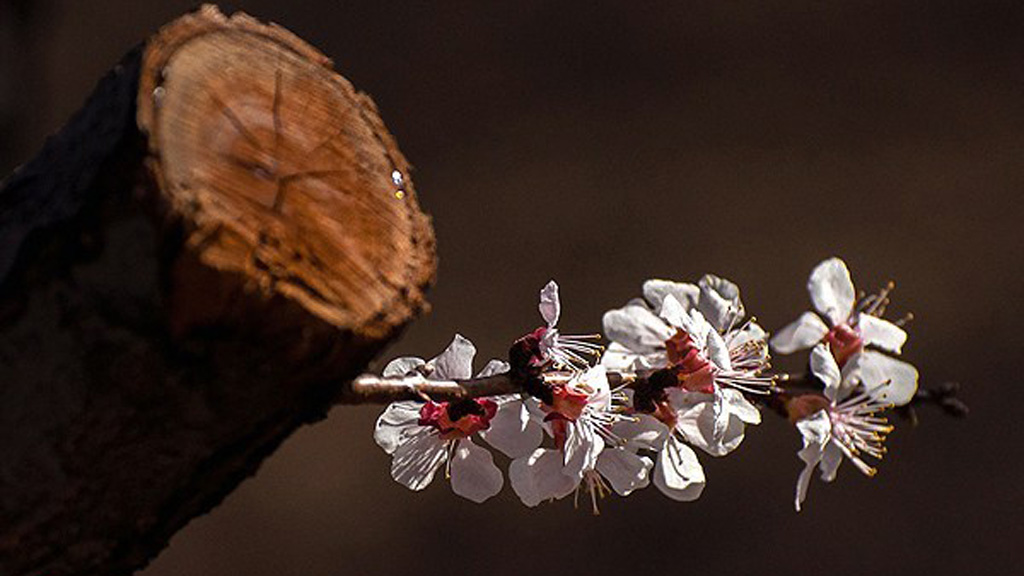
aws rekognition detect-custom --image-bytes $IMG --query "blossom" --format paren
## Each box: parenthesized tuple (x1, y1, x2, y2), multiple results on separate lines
(509, 366, 658, 511)
(770, 257, 918, 405)
(791, 344, 894, 511)
(602, 276, 772, 456)
(374, 334, 538, 502)
(601, 275, 755, 372)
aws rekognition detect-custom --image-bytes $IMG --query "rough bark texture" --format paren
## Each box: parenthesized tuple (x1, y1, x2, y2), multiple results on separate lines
(0, 5, 435, 576)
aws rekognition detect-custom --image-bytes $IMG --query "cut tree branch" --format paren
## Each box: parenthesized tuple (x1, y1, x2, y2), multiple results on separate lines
(0, 5, 434, 576)
(350, 369, 968, 421)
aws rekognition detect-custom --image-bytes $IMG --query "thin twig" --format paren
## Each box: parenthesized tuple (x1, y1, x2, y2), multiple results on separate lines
(349, 370, 637, 403)
(349, 372, 519, 403)
(347, 369, 966, 425)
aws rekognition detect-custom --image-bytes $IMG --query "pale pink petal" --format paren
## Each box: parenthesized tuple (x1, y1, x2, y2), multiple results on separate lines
(721, 388, 761, 425)
(846, 350, 919, 406)
(727, 320, 768, 350)
(390, 430, 447, 491)
(509, 448, 578, 507)
(539, 280, 561, 327)
(819, 440, 844, 482)
(642, 279, 699, 314)
(698, 274, 745, 332)
(672, 389, 750, 456)
(382, 357, 426, 378)
(596, 449, 653, 496)
(603, 303, 674, 353)
(579, 365, 611, 407)
(771, 311, 829, 354)
(600, 342, 643, 371)
(796, 409, 832, 447)
(611, 414, 669, 451)
(653, 435, 705, 501)
(808, 257, 856, 326)
(810, 343, 843, 402)
(563, 421, 605, 480)
(632, 351, 670, 371)
(428, 334, 476, 380)
(706, 329, 732, 371)
(658, 294, 689, 331)
(475, 358, 510, 378)
(794, 411, 832, 510)
(670, 391, 719, 454)
(450, 439, 504, 503)
(374, 401, 423, 455)
(480, 398, 543, 459)
(677, 309, 713, 345)
(857, 314, 908, 354)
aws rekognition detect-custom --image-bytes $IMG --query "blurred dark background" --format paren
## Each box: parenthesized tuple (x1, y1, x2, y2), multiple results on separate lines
(2, 1, 1020, 574)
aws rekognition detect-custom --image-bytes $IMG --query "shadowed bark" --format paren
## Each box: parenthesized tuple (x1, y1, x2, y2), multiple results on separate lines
(0, 5, 435, 576)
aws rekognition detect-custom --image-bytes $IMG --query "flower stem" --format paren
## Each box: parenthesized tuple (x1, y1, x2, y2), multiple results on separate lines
(346, 370, 967, 424)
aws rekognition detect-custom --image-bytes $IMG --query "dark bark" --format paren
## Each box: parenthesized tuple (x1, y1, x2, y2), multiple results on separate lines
(0, 6, 436, 576)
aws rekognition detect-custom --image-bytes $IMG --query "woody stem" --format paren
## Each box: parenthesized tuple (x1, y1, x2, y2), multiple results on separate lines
(347, 369, 966, 424)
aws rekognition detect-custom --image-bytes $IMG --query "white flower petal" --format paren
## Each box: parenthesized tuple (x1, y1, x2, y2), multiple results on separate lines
(857, 314, 908, 354)
(374, 401, 424, 455)
(539, 280, 561, 327)
(794, 458, 817, 513)
(846, 350, 919, 406)
(796, 409, 832, 447)
(673, 389, 750, 456)
(653, 435, 706, 501)
(728, 320, 768, 350)
(382, 357, 426, 378)
(706, 329, 732, 371)
(794, 411, 831, 512)
(509, 448, 578, 507)
(603, 303, 674, 353)
(642, 279, 699, 314)
(771, 312, 830, 354)
(721, 388, 761, 425)
(658, 294, 689, 331)
(677, 309, 713, 345)
(450, 439, 504, 503)
(429, 334, 476, 380)
(475, 358, 510, 378)
(671, 391, 716, 452)
(596, 449, 653, 496)
(600, 342, 643, 372)
(632, 351, 670, 371)
(480, 398, 544, 458)
(611, 414, 669, 451)
(819, 441, 844, 482)
(794, 411, 831, 511)
(808, 257, 856, 326)
(390, 431, 447, 491)
(810, 343, 843, 402)
(579, 365, 611, 405)
(698, 274, 745, 332)
(563, 421, 605, 480)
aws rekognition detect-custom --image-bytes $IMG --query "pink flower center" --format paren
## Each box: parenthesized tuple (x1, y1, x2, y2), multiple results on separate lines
(823, 323, 863, 366)
(784, 394, 832, 423)
(650, 399, 679, 430)
(419, 399, 498, 440)
(549, 418, 571, 450)
(547, 384, 589, 421)
(542, 384, 591, 450)
(509, 327, 549, 373)
(664, 329, 716, 394)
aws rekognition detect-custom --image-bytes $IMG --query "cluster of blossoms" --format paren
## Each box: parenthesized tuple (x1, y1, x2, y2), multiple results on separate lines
(371, 257, 921, 512)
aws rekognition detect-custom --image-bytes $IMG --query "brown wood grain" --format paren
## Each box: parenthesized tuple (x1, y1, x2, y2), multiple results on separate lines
(0, 5, 435, 576)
